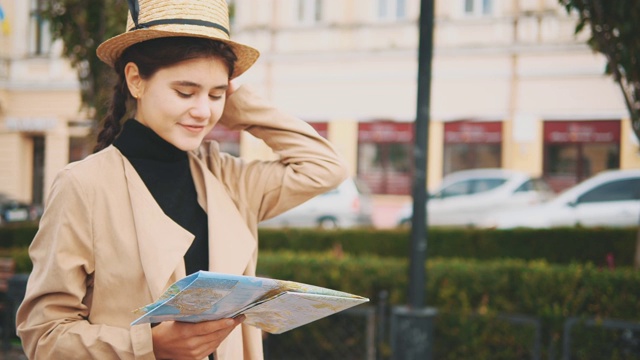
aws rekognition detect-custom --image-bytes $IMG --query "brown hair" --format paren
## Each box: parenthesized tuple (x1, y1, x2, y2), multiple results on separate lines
(93, 37, 237, 152)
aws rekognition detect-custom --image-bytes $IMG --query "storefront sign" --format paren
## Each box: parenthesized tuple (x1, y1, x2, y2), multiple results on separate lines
(4, 117, 57, 131)
(358, 121, 413, 143)
(308, 122, 328, 138)
(444, 121, 502, 144)
(544, 120, 620, 143)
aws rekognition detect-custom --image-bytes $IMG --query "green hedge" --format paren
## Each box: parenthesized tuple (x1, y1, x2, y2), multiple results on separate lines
(257, 251, 640, 319)
(0, 223, 38, 249)
(258, 227, 638, 267)
(3, 224, 637, 267)
(257, 251, 640, 359)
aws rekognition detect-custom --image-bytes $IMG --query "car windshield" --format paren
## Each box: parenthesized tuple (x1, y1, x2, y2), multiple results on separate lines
(436, 177, 506, 198)
(514, 178, 552, 193)
(576, 178, 640, 203)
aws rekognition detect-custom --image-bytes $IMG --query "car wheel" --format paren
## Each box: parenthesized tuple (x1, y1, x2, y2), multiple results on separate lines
(317, 217, 339, 230)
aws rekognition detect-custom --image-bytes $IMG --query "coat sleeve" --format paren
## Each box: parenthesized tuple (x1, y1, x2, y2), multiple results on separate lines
(16, 168, 155, 360)
(208, 85, 349, 221)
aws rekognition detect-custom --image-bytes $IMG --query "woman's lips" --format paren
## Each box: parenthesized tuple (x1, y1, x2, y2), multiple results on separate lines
(180, 124, 205, 133)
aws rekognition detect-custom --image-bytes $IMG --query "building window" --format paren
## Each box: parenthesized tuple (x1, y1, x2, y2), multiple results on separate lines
(297, 0, 323, 24)
(357, 122, 413, 195)
(463, 0, 493, 17)
(543, 120, 621, 192)
(29, 0, 51, 55)
(377, 0, 407, 21)
(443, 121, 503, 176)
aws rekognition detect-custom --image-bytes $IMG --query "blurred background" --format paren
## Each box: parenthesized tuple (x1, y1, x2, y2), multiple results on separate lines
(1, 2, 640, 359)
(0, 0, 638, 230)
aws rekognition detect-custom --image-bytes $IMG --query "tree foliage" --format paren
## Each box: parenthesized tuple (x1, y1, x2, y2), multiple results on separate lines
(44, 0, 129, 123)
(560, 0, 640, 141)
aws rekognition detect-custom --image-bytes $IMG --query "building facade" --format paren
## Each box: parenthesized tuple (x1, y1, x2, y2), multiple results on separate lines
(0, 0, 87, 206)
(230, 0, 640, 195)
(1, 0, 639, 206)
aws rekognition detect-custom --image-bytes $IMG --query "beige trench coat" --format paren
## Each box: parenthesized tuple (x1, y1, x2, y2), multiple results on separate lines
(16, 86, 348, 360)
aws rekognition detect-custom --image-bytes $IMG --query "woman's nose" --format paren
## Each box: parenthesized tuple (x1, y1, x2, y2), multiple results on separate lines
(189, 95, 211, 120)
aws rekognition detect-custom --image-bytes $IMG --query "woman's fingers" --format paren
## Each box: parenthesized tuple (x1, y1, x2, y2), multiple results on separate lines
(152, 316, 245, 359)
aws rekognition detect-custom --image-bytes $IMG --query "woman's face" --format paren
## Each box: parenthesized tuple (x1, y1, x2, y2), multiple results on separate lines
(128, 57, 229, 151)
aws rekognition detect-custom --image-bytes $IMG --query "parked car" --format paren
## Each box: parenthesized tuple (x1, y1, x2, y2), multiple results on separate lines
(396, 168, 555, 228)
(483, 169, 640, 229)
(0, 193, 38, 225)
(259, 178, 373, 230)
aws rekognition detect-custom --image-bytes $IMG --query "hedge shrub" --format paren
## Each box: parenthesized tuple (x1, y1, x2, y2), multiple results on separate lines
(257, 251, 640, 359)
(257, 251, 640, 320)
(258, 227, 638, 267)
(3, 224, 637, 266)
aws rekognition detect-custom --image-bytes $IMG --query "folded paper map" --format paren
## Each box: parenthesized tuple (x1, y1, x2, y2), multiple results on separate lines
(131, 271, 369, 334)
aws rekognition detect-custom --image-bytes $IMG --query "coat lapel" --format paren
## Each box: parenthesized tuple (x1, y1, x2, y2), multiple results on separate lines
(189, 154, 256, 275)
(121, 157, 194, 300)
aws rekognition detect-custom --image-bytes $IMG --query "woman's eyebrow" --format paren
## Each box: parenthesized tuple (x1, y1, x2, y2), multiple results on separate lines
(171, 80, 200, 88)
(170, 81, 228, 91)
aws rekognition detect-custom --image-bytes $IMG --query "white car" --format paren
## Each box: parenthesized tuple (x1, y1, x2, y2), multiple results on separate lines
(485, 169, 640, 229)
(259, 178, 373, 230)
(396, 168, 555, 228)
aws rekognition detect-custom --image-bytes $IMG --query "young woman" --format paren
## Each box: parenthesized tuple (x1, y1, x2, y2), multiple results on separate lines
(16, 0, 348, 359)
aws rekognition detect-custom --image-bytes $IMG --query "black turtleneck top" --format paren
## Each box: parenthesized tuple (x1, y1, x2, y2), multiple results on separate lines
(113, 119, 209, 276)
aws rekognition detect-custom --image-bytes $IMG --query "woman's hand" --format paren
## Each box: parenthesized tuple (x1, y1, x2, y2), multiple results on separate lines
(151, 315, 245, 360)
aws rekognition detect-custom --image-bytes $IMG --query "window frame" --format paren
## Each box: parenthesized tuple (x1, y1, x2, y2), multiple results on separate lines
(29, 0, 52, 56)
(295, 0, 323, 25)
(462, 0, 494, 17)
(377, 0, 407, 21)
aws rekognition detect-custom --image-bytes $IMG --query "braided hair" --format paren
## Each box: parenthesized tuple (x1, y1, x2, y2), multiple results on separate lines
(93, 37, 237, 152)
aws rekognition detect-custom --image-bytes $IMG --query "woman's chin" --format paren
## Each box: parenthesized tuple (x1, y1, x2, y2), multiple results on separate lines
(173, 138, 204, 152)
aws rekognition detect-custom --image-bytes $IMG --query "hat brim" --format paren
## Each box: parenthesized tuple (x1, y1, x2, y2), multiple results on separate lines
(96, 28, 260, 79)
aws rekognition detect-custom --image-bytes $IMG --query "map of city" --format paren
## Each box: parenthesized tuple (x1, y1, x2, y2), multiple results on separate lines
(131, 271, 369, 334)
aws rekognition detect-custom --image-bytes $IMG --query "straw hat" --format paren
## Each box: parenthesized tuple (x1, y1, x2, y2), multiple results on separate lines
(96, 0, 259, 79)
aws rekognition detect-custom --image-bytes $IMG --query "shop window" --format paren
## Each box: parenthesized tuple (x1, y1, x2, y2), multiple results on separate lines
(443, 121, 502, 176)
(543, 120, 620, 192)
(443, 143, 501, 175)
(357, 122, 413, 195)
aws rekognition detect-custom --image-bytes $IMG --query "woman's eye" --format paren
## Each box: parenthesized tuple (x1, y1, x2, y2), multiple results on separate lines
(176, 90, 193, 98)
(209, 94, 223, 100)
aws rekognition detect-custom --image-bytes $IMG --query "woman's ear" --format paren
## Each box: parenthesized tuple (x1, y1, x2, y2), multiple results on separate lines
(124, 62, 143, 99)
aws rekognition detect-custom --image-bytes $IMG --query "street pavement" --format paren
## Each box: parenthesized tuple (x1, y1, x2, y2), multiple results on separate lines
(371, 195, 408, 229)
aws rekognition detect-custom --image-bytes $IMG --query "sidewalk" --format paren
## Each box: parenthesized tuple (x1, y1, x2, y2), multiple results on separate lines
(371, 194, 409, 229)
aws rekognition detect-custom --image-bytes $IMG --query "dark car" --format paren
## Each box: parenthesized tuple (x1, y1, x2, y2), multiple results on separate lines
(0, 193, 38, 225)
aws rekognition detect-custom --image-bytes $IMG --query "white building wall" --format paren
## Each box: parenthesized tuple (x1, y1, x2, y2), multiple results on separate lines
(231, 0, 634, 188)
